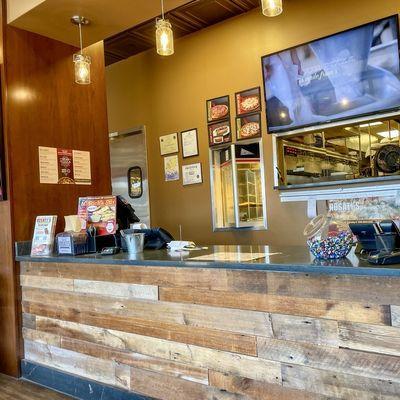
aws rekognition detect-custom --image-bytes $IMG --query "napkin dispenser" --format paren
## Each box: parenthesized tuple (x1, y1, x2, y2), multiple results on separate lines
(56, 231, 88, 256)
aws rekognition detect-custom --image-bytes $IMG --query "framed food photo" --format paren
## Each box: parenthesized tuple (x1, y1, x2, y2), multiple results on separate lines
(206, 95, 230, 123)
(236, 113, 262, 141)
(235, 87, 261, 116)
(208, 120, 232, 147)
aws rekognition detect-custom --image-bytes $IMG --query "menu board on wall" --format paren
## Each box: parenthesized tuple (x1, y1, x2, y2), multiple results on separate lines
(39, 146, 91, 185)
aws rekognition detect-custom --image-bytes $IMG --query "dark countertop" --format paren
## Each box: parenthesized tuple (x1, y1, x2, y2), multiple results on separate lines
(15, 241, 400, 277)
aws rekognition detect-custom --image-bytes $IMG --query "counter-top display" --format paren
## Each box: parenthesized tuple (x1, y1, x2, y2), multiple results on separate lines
(16, 241, 400, 276)
(17, 241, 400, 400)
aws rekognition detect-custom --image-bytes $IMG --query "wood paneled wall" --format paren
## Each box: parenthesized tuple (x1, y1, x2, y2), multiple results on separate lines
(20, 261, 400, 400)
(0, 0, 111, 376)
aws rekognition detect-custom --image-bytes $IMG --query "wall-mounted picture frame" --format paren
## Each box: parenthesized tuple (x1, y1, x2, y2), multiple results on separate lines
(236, 113, 262, 141)
(182, 163, 203, 186)
(208, 120, 232, 147)
(164, 155, 180, 182)
(159, 133, 179, 156)
(181, 128, 199, 158)
(206, 95, 230, 123)
(235, 87, 262, 116)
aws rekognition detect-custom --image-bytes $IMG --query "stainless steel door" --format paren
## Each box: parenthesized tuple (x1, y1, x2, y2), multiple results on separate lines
(109, 127, 150, 227)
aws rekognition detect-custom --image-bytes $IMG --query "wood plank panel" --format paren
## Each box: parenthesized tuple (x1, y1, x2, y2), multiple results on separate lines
(20, 275, 74, 291)
(391, 305, 399, 327)
(21, 262, 400, 304)
(24, 340, 122, 389)
(269, 314, 339, 347)
(22, 313, 36, 330)
(22, 286, 273, 337)
(130, 366, 247, 400)
(257, 337, 400, 382)
(282, 363, 400, 399)
(159, 287, 390, 325)
(209, 370, 331, 400)
(22, 301, 257, 356)
(73, 279, 159, 300)
(32, 316, 282, 384)
(60, 336, 209, 384)
(339, 321, 400, 356)
(22, 327, 60, 347)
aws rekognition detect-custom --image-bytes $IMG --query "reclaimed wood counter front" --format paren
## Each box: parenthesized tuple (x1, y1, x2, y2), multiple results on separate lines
(18, 255, 400, 400)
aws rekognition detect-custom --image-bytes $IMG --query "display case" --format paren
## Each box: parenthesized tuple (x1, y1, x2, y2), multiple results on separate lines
(275, 118, 400, 189)
(210, 140, 267, 230)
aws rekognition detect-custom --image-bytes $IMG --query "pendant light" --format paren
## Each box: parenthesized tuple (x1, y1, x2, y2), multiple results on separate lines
(155, 0, 174, 56)
(261, 0, 283, 17)
(71, 16, 91, 85)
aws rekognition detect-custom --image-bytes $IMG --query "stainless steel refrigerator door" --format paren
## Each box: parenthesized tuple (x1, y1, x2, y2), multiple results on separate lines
(109, 127, 150, 227)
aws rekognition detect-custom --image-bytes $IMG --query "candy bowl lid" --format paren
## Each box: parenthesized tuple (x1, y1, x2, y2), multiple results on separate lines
(303, 215, 328, 239)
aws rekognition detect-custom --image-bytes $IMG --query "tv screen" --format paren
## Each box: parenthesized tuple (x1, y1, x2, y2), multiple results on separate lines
(262, 16, 400, 133)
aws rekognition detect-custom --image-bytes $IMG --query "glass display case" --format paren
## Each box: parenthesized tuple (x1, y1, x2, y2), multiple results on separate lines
(275, 118, 400, 188)
(211, 141, 266, 230)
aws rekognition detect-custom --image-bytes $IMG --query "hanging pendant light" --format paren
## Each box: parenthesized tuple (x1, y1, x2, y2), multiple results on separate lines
(155, 0, 174, 56)
(71, 16, 91, 85)
(261, 0, 283, 17)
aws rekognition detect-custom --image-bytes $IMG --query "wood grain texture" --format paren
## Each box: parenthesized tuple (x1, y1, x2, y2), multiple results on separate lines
(60, 336, 209, 384)
(338, 321, 400, 356)
(209, 370, 331, 400)
(159, 287, 390, 325)
(258, 337, 400, 382)
(22, 285, 273, 336)
(282, 363, 400, 399)
(130, 367, 246, 400)
(22, 301, 257, 356)
(21, 262, 400, 303)
(30, 316, 282, 385)
(20, 262, 400, 399)
(0, 373, 71, 400)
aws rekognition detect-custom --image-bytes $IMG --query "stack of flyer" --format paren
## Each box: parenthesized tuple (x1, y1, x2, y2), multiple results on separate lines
(30, 215, 57, 256)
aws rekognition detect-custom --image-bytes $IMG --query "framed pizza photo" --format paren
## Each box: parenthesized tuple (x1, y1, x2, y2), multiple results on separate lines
(206, 95, 230, 123)
(235, 87, 261, 116)
(208, 120, 232, 147)
(236, 113, 262, 141)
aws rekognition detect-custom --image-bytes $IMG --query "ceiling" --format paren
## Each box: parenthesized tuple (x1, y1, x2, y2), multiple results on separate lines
(104, 0, 260, 65)
(7, 0, 193, 47)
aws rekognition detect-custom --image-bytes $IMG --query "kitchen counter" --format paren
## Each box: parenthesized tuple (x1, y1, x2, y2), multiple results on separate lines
(15, 241, 400, 277)
(16, 241, 400, 400)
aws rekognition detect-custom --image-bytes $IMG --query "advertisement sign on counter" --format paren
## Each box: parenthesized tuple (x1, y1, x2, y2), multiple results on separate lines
(77, 196, 117, 236)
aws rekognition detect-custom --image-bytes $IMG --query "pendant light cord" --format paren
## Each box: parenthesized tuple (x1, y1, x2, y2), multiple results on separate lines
(79, 22, 83, 54)
(160, 0, 165, 19)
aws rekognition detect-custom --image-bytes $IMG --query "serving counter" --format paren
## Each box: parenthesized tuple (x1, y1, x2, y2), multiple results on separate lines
(16, 244, 400, 400)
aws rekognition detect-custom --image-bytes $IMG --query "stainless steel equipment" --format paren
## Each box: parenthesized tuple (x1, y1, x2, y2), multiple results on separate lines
(109, 126, 151, 227)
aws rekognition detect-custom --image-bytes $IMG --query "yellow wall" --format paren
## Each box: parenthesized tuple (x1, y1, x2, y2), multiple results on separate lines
(106, 0, 399, 245)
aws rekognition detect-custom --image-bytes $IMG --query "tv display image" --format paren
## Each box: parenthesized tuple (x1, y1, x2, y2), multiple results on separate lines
(262, 16, 400, 133)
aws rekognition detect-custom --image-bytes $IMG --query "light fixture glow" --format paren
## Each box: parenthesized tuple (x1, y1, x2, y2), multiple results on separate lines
(261, 0, 283, 17)
(71, 16, 91, 85)
(359, 122, 383, 128)
(340, 98, 349, 107)
(155, 0, 174, 56)
(377, 129, 399, 138)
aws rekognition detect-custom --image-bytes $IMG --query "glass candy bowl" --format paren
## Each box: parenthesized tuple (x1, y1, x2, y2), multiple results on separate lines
(304, 215, 353, 260)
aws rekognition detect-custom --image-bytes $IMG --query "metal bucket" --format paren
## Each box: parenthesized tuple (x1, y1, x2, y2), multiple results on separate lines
(124, 233, 145, 254)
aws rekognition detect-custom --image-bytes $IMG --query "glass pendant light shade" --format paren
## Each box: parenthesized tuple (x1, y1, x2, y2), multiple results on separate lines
(73, 53, 91, 85)
(156, 18, 174, 56)
(261, 0, 283, 17)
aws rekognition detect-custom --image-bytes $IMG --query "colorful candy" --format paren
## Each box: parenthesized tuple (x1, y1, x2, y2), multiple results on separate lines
(307, 230, 353, 259)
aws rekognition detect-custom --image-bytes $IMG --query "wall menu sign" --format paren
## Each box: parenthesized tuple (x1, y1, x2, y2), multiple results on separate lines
(38, 146, 91, 185)
(327, 197, 400, 222)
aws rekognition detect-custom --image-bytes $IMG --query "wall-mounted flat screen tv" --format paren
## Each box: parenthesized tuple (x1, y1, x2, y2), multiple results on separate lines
(262, 15, 400, 134)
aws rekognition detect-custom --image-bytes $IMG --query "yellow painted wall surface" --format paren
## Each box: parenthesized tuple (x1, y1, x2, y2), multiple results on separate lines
(106, 0, 399, 245)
